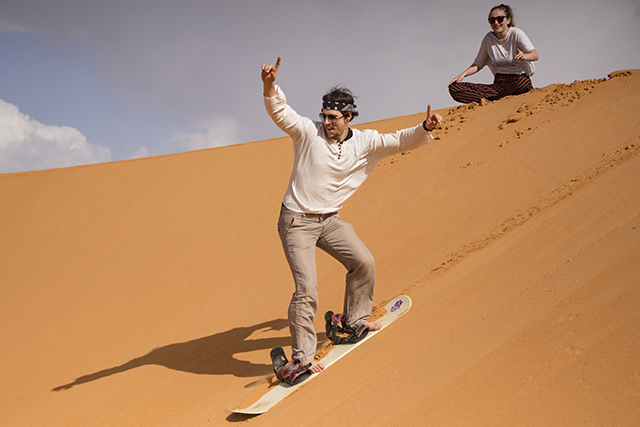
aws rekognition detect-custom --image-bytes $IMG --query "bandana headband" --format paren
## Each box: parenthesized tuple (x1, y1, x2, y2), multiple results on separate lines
(322, 101, 358, 114)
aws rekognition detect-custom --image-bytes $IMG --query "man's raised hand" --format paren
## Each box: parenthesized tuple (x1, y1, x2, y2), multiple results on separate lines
(262, 56, 281, 97)
(425, 104, 442, 130)
(262, 56, 281, 83)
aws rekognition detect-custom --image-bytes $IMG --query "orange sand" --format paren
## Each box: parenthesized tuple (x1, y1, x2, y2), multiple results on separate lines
(1, 70, 639, 426)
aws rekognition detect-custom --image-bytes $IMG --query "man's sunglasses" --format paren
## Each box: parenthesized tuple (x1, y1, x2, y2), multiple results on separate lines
(319, 113, 345, 123)
(488, 15, 507, 24)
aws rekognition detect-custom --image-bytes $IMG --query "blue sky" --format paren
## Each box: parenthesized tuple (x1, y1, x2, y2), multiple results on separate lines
(0, 33, 179, 157)
(1, 0, 639, 173)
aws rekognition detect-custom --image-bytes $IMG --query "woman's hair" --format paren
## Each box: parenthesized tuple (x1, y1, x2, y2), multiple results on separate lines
(490, 4, 515, 27)
(322, 85, 360, 119)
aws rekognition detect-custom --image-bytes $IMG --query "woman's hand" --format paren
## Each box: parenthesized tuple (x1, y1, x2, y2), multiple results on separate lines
(449, 74, 466, 85)
(449, 64, 480, 85)
(515, 48, 539, 61)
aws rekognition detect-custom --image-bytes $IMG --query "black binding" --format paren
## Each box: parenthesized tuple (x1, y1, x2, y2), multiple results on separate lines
(324, 311, 369, 345)
(270, 346, 312, 386)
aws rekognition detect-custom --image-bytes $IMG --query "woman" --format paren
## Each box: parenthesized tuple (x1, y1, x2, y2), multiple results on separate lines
(449, 4, 539, 104)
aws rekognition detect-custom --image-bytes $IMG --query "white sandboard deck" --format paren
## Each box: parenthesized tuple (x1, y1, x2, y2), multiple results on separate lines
(232, 295, 412, 415)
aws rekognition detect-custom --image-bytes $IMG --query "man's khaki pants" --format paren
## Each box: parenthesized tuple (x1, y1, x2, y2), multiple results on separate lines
(278, 204, 376, 362)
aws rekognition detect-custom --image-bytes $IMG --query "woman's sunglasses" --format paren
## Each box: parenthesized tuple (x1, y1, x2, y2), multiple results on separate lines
(488, 15, 507, 24)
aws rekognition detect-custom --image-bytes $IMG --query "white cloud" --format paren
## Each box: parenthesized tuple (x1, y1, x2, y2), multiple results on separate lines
(168, 116, 240, 151)
(130, 146, 150, 159)
(0, 99, 111, 173)
(0, 17, 29, 33)
(132, 115, 240, 159)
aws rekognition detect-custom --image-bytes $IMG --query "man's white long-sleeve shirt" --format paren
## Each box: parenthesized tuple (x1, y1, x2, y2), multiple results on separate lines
(265, 85, 433, 214)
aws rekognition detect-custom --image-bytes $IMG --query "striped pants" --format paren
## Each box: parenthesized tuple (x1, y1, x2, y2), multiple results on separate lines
(448, 73, 533, 104)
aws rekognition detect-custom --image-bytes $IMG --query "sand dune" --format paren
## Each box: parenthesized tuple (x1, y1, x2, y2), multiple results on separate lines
(1, 70, 639, 426)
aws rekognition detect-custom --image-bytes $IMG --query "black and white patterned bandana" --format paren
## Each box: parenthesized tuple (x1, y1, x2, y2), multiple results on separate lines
(322, 101, 358, 113)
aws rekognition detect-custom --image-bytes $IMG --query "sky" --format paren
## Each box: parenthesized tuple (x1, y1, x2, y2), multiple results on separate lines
(1, 0, 639, 174)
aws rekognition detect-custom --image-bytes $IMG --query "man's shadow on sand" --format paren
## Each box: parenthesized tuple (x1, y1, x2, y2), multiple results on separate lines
(53, 318, 290, 392)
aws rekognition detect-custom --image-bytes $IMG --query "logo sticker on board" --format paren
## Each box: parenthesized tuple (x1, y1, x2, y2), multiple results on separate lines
(390, 300, 403, 312)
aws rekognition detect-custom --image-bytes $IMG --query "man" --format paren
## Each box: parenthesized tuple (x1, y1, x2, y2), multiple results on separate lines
(262, 56, 442, 379)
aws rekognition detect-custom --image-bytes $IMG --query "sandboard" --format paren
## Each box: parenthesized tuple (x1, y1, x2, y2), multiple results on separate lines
(232, 295, 412, 415)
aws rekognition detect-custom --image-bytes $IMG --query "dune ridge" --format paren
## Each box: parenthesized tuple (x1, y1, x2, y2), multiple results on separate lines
(1, 70, 639, 426)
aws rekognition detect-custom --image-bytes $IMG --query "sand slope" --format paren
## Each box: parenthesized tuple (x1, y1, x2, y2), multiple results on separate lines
(1, 70, 639, 426)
